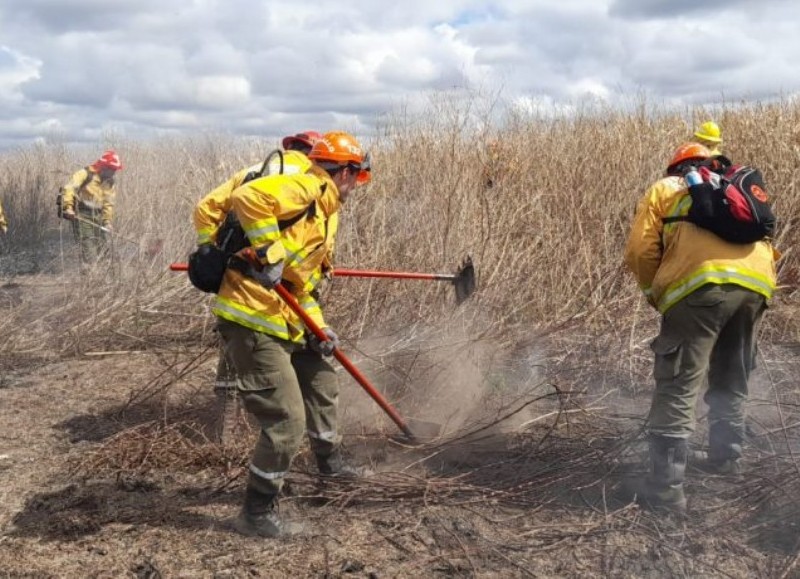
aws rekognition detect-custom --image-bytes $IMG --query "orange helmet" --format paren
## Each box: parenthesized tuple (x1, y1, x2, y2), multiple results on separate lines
(667, 142, 710, 170)
(282, 131, 322, 151)
(309, 131, 371, 184)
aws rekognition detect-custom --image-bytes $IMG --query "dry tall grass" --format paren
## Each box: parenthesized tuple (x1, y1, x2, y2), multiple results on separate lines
(1, 95, 798, 376)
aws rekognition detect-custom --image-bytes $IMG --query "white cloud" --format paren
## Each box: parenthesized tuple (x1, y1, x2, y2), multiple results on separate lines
(0, 0, 799, 147)
(195, 76, 251, 108)
(0, 46, 41, 104)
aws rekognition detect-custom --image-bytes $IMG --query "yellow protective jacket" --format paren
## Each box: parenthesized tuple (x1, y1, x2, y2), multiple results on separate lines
(193, 151, 312, 245)
(624, 175, 777, 313)
(212, 165, 341, 342)
(61, 167, 116, 225)
(0, 198, 6, 233)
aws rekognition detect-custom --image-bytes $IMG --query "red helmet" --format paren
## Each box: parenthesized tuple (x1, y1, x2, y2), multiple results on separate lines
(282, 131, 322, 152)
(97, 150, 123, 171)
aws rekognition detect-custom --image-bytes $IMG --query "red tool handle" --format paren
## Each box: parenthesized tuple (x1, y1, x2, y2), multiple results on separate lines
(273, 283, 415, 440)
(333, 268, 456, 281)
(169, 262, 455, 282)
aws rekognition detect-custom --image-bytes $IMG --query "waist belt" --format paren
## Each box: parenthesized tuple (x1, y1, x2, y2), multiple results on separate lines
(78, 200, 102, 211)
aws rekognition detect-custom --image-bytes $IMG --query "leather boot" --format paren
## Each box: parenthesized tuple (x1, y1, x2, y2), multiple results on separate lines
(631, 435, 688, 515)
(316, 450, 372, 478)
(232, 487, 304, 538)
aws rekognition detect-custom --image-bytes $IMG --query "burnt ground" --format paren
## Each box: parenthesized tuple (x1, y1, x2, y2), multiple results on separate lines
(1, 350, 800, 579)
(2, 272, 800, 578)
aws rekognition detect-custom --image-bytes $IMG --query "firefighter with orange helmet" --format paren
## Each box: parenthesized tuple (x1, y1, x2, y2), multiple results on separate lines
(623, 142, 777, 515)
(60, 150, 123, 263)
(213, 131, 371, 538)
(193, 131, 323, 425)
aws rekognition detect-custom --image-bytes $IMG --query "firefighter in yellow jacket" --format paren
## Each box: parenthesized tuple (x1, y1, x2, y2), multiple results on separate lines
(193, 132, 328, 412)
(61, 150, 122, 263)
(194, 132, 323, 246)
(623, 143, 777, 514)
(214, 131, 370, 538)
(0, 197, 7, 235)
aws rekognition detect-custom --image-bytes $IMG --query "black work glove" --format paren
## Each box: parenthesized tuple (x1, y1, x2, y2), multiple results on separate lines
(307, 328, 339, 356)
(246, 261, 284, 289)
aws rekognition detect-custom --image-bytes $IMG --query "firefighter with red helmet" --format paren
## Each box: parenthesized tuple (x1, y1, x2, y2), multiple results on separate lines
(60, 150, 123, 263)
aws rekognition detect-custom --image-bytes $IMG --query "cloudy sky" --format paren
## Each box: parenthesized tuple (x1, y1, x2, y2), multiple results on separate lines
(0, 0, 797, 148)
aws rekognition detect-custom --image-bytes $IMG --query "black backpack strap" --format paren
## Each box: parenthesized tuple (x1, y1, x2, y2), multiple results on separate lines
(277, 202, 316, 231)
(261, 149, 283, 177)
(241, 150, 284, 185)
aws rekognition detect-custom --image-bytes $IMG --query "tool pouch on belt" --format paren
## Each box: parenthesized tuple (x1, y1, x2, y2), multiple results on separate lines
(188, 244, 230, 293)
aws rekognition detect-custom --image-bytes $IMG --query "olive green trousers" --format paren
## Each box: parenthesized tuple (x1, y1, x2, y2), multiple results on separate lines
(71, 208, 107, 263)
(648, 284, 766, 461)
(216, 319, 340, 495)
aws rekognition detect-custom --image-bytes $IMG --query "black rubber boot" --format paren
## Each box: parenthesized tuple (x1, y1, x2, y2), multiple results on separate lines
(688, 449, 742, 475)
(631, 436, 688, 515)
(232, 487, 304, 538)
(705, 421, 744, 474)
(316, 450, 372, 478)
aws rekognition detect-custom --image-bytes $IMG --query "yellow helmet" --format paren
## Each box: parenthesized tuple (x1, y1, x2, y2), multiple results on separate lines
(694, 121, 722, 144)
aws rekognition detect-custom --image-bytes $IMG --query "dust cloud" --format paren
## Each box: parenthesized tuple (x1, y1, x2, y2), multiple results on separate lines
(335, 319, 550, 440)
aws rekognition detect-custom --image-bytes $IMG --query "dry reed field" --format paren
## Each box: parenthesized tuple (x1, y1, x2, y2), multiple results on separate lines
(1, 95, 800, 577)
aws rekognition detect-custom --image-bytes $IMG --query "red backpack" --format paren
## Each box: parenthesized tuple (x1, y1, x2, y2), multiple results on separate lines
(664, 161, 776, 244)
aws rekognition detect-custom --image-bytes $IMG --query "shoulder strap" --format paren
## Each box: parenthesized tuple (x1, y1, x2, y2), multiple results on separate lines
(262, 149, 284, 176)
(662, 216, 689, 224)
(240, 150, 285, 185)
(276, 182, 325, 231)
(277, 202, 316, 231)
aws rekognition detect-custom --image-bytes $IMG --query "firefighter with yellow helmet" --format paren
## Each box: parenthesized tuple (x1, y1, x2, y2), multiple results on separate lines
(693, 121, 723, 156)
(213, 131, 371, 538)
